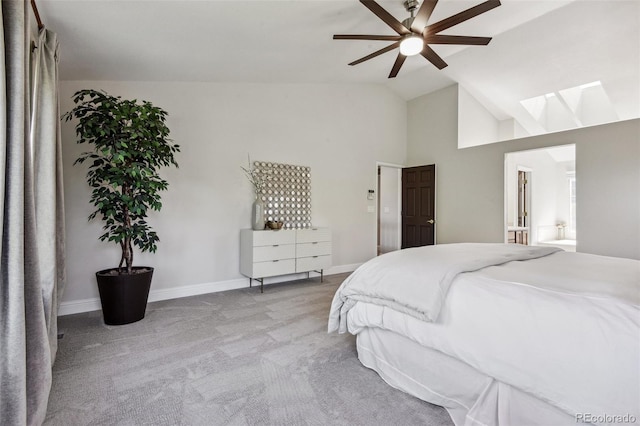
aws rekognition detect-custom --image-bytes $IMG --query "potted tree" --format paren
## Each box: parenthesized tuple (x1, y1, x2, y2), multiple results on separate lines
(64, 89, 180, 325)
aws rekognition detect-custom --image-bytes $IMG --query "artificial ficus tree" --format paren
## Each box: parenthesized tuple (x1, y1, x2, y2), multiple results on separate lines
(64, 89, 180, 274)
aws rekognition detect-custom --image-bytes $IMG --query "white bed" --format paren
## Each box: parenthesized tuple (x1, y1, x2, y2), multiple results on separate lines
(328, 243, 640, 426)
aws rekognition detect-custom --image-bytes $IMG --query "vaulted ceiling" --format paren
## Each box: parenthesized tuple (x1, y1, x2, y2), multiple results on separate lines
(37, 0, 639, 134)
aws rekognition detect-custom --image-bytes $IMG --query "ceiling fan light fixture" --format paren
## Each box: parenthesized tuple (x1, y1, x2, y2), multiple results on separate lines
(333, 0, 500, 77)
(399, 35, 423, 56)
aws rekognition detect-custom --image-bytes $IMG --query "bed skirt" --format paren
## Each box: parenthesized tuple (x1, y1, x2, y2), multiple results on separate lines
(356, 327, 578, 426)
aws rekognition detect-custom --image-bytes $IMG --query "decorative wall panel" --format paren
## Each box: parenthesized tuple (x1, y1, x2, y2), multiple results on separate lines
(253, 161, 312, 229)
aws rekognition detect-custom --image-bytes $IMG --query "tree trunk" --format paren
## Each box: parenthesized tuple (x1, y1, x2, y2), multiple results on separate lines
(122, 184, 133, 274)
(119, 241, 126, 269)
(122, 236, 132, 274)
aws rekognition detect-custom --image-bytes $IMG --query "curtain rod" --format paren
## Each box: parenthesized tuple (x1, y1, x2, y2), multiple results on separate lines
(30, 0, 44, 30)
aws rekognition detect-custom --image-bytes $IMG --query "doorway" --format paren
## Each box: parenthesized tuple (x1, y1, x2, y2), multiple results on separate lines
(376, 163, 436, 255)
(508, 167, 532, 245)
(504, 145, 576, 250)
(377, 164, 402, 255)
(401, 164, 436, 248)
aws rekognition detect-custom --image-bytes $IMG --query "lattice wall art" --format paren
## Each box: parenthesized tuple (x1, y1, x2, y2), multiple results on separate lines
(253, 161, 312, 229)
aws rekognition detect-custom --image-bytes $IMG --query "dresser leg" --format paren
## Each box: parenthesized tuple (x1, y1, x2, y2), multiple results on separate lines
(311, 270, 324, 282)
(250, 277, 264, 293)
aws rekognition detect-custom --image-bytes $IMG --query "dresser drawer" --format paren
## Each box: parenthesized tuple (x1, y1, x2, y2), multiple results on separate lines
(253, 259, 296, 278)
(252, 230, 295, 246)
(296, 255, 331, 272)
(253, 244, 295, 262)
(296, 241, 332, 257)
(296, 228, 331, 243)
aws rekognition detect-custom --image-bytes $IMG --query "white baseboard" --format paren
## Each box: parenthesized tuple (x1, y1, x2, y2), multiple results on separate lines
(58, 263, 361, 317)
(58, 298, 103, 316)
(326, 263, 361, 275)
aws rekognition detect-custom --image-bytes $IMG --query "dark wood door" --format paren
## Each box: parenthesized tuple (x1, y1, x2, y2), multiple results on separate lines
(402, 165, 435, 248)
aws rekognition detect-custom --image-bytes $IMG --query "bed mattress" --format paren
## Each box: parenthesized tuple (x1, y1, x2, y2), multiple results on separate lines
(330, 244, 640, 426)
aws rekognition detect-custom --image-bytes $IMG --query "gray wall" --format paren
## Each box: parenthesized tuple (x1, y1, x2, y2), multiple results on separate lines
(59, 80, 639, 313)
(60, 81, 407, 310)
(408, 84, 640, 260)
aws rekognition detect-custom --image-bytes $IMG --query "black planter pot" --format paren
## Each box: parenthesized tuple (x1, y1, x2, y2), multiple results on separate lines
(96, 267, 154, 325)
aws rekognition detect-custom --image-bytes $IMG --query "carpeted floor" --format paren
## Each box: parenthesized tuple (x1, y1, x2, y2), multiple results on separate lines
(45, 273, 453, 425)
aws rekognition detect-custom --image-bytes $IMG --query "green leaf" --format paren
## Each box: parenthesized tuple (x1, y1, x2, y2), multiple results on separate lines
(66, 89, 179, 267)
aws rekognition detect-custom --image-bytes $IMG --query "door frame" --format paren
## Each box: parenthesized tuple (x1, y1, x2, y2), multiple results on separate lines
(504, 158, 533, 244)
(375, 162, 403, 256)
(516, 165, 533, 233)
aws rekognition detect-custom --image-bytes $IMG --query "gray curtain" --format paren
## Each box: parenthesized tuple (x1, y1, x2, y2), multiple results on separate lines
(1, 2, 65, 425)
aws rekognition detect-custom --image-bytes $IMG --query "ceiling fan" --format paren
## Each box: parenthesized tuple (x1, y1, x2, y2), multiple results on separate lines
(334, 0, 501, 78)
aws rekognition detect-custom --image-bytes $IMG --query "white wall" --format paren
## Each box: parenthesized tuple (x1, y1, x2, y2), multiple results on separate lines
(498, 118, 531, 142)
(408, 84, 640, 260)
(60, 81, 406, 310)
(378, 166, 401, 254)
(458, 85, 499, 148)
(555, 161, 575, 239)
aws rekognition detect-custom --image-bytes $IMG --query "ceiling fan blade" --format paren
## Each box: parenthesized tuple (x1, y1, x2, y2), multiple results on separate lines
(333, 34, 402, 41)
(359, 0, 410, 35)
(421, 45, 448, 70)
(426, 35, 492, 45)
(389, 53, 407, 78)
(410, 0, 438, 34)
(427, 0, 500, 35)
(348, 41, 401, 66)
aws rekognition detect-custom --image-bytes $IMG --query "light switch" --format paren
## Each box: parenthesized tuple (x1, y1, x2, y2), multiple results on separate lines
(367, 206, 375, 213)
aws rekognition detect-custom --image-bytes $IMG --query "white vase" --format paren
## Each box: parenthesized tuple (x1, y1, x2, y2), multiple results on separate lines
(252, 198, 265, 230)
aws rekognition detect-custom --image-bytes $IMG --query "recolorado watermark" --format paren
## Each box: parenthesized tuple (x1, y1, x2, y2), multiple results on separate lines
(576, 413, 637, 424)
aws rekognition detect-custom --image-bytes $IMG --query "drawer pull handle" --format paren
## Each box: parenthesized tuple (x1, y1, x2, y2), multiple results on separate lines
(313, 256, 318, 258)
(273, 245, 279, 247)
(312, 242, 318, 245)
(273, 260, 279, 263)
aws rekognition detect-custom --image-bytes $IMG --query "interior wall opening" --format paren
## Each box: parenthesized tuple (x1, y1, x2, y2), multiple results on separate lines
(377, 163, 402, 256)
(504, 144, 576, 252)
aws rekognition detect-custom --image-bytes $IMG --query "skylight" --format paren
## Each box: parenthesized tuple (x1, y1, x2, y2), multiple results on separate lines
(519, 81, 618, 133)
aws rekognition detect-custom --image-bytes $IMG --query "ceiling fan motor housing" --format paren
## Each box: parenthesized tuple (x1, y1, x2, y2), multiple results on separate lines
(404, 0, 420, 14)
(402, 17, 415, 31)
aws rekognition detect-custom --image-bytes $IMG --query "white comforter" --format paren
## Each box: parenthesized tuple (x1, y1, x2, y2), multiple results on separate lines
(329, 243, 640, 422)
(329, 243, 560, 332)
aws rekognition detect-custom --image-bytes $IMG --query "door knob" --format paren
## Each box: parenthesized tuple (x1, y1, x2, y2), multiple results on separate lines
(427, 219, 435, 224)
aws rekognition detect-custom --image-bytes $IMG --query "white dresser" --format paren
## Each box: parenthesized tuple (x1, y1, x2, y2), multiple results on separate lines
(240, 227, 332, 292)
